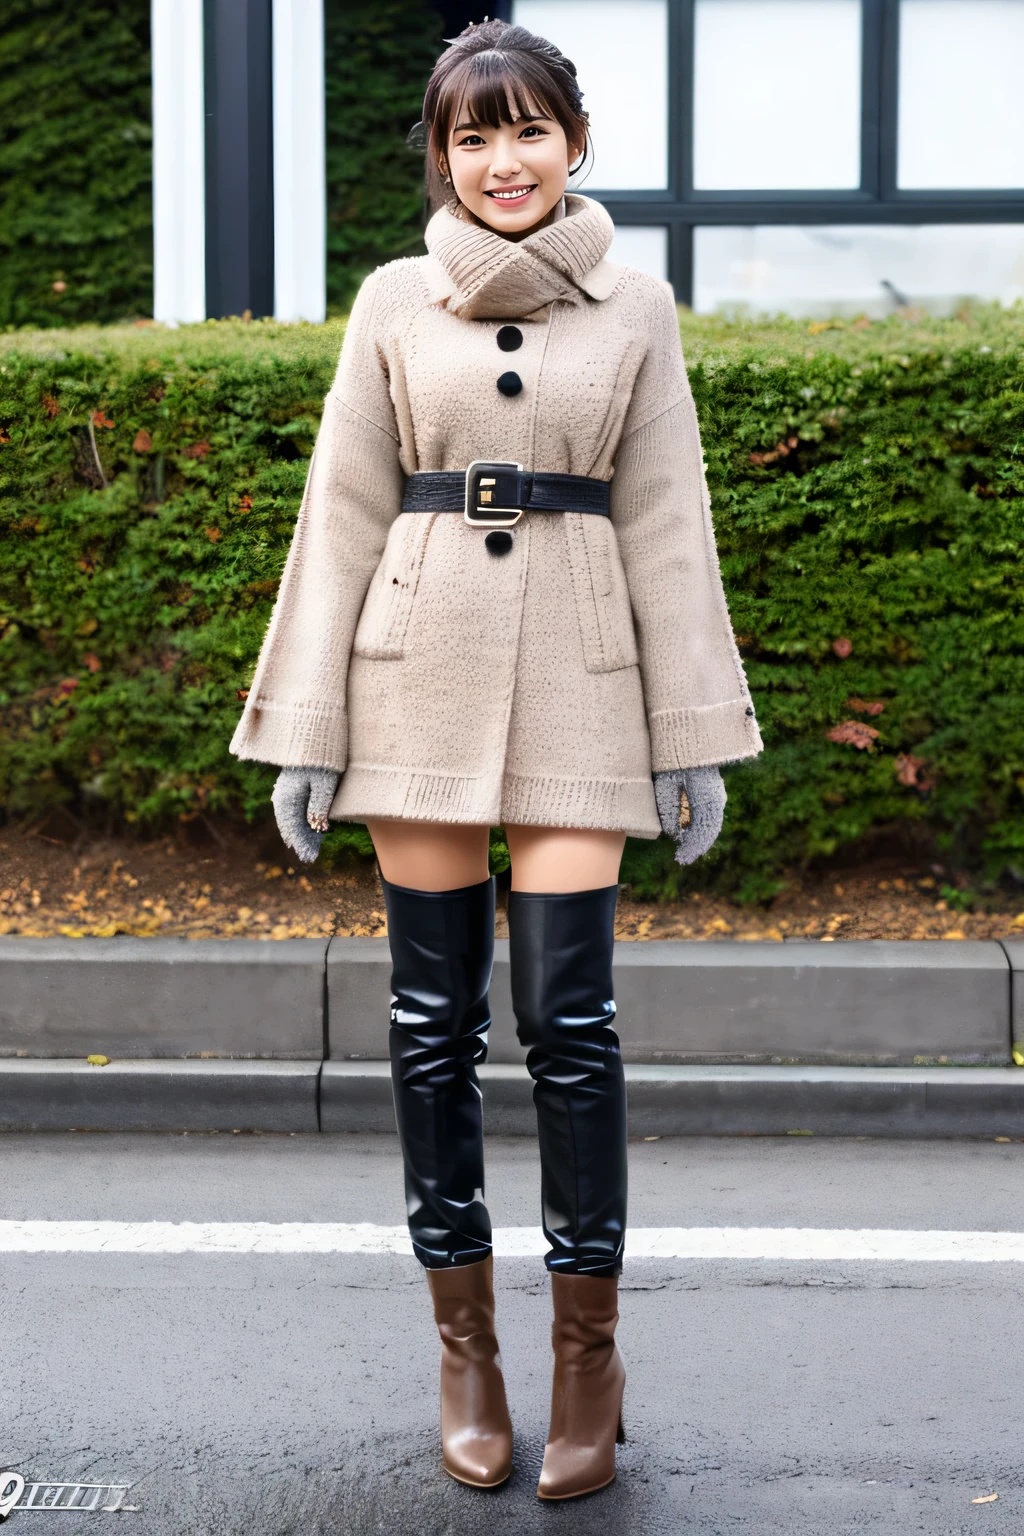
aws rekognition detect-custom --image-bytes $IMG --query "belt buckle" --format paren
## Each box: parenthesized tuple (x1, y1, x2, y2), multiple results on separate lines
(464, 460, 525, 528)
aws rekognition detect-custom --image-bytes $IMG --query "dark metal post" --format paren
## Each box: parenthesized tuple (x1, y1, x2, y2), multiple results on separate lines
(204, 0, 275, 319)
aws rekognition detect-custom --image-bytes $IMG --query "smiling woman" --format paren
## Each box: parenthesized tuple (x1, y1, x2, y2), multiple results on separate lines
(421, 18, 591, 235)
(228, 12, 762, 1506)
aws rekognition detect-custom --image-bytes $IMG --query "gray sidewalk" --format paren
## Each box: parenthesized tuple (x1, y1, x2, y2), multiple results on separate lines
(2, 935, 1023, 1134)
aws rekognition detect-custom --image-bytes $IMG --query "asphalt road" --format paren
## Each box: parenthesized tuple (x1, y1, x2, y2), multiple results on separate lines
(4, 1131, 1024, 1535)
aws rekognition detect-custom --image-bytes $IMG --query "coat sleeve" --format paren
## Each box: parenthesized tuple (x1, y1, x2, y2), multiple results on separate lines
(228, 267, 404, 770)
(609, 281, 763, 771)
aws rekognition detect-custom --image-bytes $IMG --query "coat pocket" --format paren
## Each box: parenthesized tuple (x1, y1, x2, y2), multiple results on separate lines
(352, 513, 434, 660)
(565, 512, 640, 673)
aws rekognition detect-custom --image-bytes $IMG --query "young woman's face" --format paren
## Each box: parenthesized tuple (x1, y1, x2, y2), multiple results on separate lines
(444, 102, 582, 238)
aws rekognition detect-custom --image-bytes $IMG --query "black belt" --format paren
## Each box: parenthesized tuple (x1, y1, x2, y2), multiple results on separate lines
(401, 461, 610, 528)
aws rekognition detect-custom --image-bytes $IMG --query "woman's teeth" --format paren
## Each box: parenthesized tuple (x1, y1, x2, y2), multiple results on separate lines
(488, 186, 535, 201)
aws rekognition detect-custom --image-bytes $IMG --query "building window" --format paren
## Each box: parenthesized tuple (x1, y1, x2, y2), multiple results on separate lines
(607, 225, 670, 281)
(512, 0, 669, 189)
(693, 224, 1024, 316)
(693, 0, 862, 190)
(897, 0, 1024, 190)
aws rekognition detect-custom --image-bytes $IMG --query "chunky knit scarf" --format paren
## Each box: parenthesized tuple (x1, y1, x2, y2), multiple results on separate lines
(423, 192, 616, 319)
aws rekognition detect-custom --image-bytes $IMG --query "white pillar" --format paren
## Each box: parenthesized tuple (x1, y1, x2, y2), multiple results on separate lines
(272, 0, 327, 323)
(151, 0, 206, 324)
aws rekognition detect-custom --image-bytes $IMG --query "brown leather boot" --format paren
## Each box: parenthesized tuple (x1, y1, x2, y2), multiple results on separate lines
(426, 1254, 514, 1488)
(536, 1273, 626, 1500)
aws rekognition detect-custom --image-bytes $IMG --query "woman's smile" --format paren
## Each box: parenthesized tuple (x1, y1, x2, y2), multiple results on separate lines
(484, 184, 537, 203)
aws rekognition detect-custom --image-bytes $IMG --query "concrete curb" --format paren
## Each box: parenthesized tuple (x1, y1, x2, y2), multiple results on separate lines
(3, 935, 1017, 1066)
(327, 937, 1012, 1065)
(321, 1062, 1024, 1139)
(0, 1059, 320, 1132)
(2, 935, 1023, 1135)
(4, 1059, 1024, 1136)
(0, 937, 327, 1059)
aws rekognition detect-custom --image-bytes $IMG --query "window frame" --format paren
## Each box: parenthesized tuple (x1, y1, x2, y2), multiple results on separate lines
(575, 0, 1024, 301)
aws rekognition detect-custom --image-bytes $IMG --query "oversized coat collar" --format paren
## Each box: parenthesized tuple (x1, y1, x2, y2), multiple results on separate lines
(422, 191, 621, 319)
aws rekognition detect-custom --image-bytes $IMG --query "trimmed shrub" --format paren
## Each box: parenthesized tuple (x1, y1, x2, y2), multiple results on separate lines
(0, 0, 153, 329)
(325, 0, 445, 313)
(0, 0, 447, 327)
(1, 307, 1022, 899)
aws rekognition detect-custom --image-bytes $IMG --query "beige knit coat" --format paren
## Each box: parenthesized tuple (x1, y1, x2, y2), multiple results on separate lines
(229, 193, 762, 839)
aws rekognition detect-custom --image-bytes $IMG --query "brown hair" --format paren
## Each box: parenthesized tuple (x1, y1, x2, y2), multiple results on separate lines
(418, 18, 591, 216)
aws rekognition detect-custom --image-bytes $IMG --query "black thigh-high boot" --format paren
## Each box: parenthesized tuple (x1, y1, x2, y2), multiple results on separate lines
(381, 872, 514, 1488)
(507, 884, 628, 1277)
(508, 884, 628, 1500)
(380, 872, 496, 1270)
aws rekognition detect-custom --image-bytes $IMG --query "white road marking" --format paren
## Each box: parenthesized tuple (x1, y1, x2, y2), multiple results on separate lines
(2, 1222, 1024, 1261)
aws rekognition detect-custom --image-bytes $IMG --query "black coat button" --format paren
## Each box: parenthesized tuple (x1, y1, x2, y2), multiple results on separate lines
(497, 371, 522, 396)
(485, 530, 514, 555)
(496, 325, 523, 352)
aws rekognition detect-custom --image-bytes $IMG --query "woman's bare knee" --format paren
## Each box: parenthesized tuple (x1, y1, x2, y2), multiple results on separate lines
(366, 819, 491, 892)
(503, 824, 626, 893)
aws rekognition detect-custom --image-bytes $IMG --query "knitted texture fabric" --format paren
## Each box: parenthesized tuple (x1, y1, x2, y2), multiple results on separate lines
(653, 766, 727, 865)
(229, 193, 762, 839)
(271, 766, 341, 863)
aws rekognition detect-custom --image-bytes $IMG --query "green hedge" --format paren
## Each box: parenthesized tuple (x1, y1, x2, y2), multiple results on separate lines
(0, 0, 446, 327)
(2, 307, 1023, 900)
(0, 0, 153, 329)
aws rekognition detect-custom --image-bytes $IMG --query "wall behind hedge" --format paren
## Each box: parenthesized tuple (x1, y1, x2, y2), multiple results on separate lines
(0, 0, 445, 328)
(2, 311, 1022, 900)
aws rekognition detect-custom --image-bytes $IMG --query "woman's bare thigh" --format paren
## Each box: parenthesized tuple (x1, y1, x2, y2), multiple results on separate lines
(503, 824, 626, 893)
(365, 818, 491, 892)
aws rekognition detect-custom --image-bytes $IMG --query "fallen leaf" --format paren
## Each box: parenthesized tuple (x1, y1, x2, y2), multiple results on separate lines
(827, 720, 880, 750)
(183, 441, 211, 459)
(237, 494, 253, 511)
(204, 526, 222, 542)
(832, 637, 853, 658)
(972, 1493, 998, 1504)
(87, 1054, 109, 1066)
(895, 752, 926, 786)
(57, 676, 80, 697)
(1013, 1048, 1024, 1066)
(236, 688, 249, 701)
(133, 429, 152, 454)
(82, 652, 102, 673)
(847, 697, 885, 716)
(92, 410, 115, 430)
(42, 393, 60, 419)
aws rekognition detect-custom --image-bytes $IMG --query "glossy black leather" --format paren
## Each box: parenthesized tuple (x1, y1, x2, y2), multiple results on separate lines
(508, 886, 628, 1278)
(381, 874, 495, 1269)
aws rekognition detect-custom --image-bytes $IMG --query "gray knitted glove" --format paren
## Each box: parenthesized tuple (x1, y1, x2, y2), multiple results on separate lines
(271, 766, 341, 864)
(653, 765, 727, 866)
